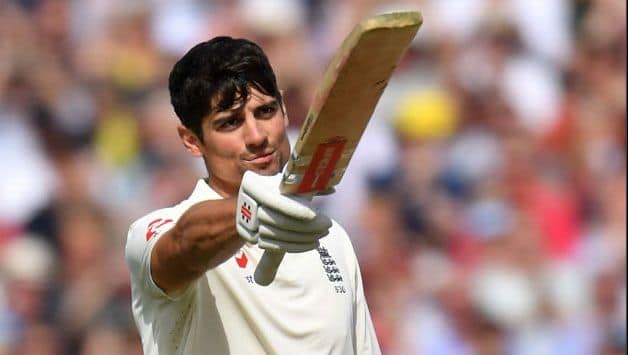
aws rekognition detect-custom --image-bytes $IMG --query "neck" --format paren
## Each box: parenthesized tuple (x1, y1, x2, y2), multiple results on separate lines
(206, 176, 239, 198)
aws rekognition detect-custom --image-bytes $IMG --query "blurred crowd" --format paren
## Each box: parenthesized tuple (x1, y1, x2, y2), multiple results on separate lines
(0, 0, 625, 354)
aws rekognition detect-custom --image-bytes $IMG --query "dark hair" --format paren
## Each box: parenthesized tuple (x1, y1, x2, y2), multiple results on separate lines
(168, 36, 282, 138)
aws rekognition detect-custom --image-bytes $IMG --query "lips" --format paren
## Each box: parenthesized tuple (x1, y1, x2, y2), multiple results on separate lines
(246, 151, 274, 164)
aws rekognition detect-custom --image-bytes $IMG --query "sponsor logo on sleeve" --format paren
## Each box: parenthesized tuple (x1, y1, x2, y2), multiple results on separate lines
(145, 218, 174, 241)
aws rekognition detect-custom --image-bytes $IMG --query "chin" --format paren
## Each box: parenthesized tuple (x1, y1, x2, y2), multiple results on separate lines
(245, 164, 280, 177)
(247, 158, 286, 176)
(258, 165, 282, 176)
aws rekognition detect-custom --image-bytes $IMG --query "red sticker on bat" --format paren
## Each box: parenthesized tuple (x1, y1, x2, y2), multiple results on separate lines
(297, 139, 346, 193)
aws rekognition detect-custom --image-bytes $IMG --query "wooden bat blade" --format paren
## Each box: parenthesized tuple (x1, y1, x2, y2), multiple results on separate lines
(254, 11, 422, 286)
(281, 11, 422, 195)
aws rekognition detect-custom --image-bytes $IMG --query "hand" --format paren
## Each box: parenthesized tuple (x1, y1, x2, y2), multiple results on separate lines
(236, 171, 332, 253)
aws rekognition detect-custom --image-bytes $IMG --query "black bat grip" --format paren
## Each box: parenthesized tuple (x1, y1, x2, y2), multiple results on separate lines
(254, 250, 285, 286)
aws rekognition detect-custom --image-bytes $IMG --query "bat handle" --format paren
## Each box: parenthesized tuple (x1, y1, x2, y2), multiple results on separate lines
(254, 250, 285, 286)
(254, 189, 313, 286)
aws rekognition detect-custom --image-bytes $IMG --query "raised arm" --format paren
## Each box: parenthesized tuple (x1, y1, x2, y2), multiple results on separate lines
(150, 198, 243, 295)
(149, 172, 333, 295)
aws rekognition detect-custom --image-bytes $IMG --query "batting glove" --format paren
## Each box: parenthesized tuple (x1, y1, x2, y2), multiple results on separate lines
(236, 171, 332, 253)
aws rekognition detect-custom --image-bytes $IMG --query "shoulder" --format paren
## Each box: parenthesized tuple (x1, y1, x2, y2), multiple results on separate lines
(127, 207, 179, 247)
(128, 208, 178, 241)
(329, 220, 353, 247)
(127, 197, 198, 241)
(125, 202, 191, 276)
(323, 219, 366, 292)
(327, 219, 360, 264)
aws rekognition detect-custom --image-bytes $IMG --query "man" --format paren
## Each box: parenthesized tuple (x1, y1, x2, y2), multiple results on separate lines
(125, 36, 381, 354)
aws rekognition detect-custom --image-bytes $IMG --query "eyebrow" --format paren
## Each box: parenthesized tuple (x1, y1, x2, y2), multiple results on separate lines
(255, 99, 279, 110)
(210, 97, 280, 124)
(211, 110, 241, 128)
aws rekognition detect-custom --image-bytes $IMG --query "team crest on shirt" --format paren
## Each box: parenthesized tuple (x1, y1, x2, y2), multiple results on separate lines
(317, 246, 346, 293)
(317, 246, 343, 282)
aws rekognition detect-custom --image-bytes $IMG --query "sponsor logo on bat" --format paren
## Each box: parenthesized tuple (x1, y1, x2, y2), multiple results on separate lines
(297, 138, 346, 193)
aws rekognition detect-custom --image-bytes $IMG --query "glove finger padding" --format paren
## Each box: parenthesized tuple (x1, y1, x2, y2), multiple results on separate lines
(258, 224, 328, 243)
(241, 171, 317, 221)
(236, 223, 258, 243)
(236, 171, 332, 253)
(258, 238, 321, 253)
(258, 206, 332, 233)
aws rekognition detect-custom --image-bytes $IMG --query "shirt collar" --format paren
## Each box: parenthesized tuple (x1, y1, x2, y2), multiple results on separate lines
(187, 179, 223, 203)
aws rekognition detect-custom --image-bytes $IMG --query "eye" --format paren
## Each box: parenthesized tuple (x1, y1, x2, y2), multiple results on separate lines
(257, 103, 279, 118)
(217, 116, 242, 131)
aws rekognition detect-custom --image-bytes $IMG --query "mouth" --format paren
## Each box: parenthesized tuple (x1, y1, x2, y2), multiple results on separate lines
(246, 151, 275, 165)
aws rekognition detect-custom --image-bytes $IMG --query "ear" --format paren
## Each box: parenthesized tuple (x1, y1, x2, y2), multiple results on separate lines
(282, 105, 289, 128)
(280, 90, 289, 127)
(177, 124, 203, 157)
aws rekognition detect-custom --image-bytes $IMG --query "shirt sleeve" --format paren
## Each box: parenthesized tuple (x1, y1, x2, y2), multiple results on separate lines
(125, 210, 183, 300)
(332, 221, 382, 355)
(353, 253, 383, 355)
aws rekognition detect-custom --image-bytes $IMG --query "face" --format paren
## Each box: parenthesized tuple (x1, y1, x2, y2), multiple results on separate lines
(178, 88, 290, 197)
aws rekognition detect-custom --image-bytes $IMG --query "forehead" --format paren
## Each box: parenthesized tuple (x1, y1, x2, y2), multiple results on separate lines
(245, 88, 276, 106)
(210, 87, 275, 114)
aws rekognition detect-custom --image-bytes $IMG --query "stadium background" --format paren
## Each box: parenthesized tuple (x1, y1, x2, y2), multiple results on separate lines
(0, 0, 625, 354)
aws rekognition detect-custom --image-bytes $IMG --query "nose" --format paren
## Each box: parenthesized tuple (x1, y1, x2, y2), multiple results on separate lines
(243, 116, 268, 149)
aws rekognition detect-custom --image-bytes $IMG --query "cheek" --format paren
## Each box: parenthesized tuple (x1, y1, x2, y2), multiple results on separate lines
(201, 134, 244, 169)
(279, 134, 290, 161)
(270, 118, 291, 162)
(202, 127, 242, 155)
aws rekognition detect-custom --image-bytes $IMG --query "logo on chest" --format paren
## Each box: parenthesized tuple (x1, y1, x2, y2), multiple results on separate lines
(234, 250, 248, 268)
(317, 247, 347, 294)
(317, 247, 343, 282)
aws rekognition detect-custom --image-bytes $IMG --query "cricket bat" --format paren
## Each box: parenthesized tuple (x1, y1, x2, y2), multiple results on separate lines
(254, 11, 422, 286)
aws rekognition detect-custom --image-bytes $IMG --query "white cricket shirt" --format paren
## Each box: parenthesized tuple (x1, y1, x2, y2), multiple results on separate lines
(125, 179, 381, 355)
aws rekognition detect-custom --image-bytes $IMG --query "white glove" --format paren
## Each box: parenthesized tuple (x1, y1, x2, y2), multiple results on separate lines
(236, 171, 332, 253)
